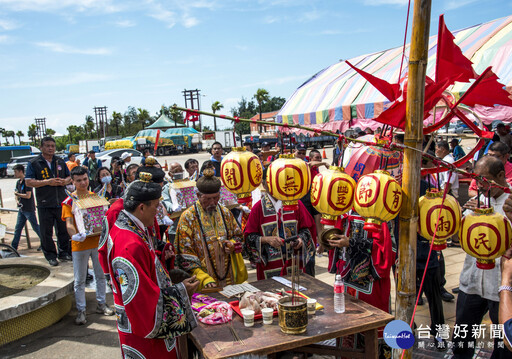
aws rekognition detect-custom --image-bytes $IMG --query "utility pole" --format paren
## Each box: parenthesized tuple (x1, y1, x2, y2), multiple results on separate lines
(35, 118, 47, 141)
(395, 1, 432, 358)
(94, 106, 108, 139)
(182, 89, 202, 131)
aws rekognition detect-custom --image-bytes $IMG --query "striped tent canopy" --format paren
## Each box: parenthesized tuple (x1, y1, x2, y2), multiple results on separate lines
(277, 15, 512, 131)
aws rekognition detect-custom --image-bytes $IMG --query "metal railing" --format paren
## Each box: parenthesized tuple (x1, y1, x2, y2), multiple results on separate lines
(0, 207, 32, 249)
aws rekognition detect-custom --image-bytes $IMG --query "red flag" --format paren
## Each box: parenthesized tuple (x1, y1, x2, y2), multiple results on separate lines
(373, 78, 447, 130)
(185, 110, 199, 122)
(435, 14, 477, 85)
(154, 129, 161, 155)
(459, 67, 512, 107)
(346, 60, 401, 102)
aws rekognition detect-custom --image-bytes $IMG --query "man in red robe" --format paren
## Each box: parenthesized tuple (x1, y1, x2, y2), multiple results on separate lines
(105, 172, 198, 358)
(327, 211, 395, 358)
(244, 172, 316, 280)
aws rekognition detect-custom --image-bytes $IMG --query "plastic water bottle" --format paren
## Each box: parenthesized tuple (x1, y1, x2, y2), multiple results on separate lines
(334, 274, 345, 313)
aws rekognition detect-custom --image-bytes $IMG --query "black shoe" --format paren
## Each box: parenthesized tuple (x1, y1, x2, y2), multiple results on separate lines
(435, 337, 447, 351)
(86, 274, 94, 282)
(59, 254, 73, 261)
(441, 289, 455, 302)
(37, 246, 42, 251)
(417, 296, 424, 305)
(452, 287, 460, 294)
(48, 259, 59, 266)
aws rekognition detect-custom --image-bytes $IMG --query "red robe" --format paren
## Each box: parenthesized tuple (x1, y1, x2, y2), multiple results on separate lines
(329, 213, 395, 338)
(106, 210, 196, 358)
(244, 193, 316, 280)
(99, 198, 164, 282)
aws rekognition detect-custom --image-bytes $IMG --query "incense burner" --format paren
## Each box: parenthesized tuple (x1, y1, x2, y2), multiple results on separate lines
(278, 296, 308, 334)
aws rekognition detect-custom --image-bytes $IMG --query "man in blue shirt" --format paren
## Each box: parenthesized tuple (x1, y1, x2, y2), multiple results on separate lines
(200, 141, 223, 177)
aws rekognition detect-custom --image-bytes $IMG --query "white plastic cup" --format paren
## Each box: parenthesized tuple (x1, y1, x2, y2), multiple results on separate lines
(241, 309, 255, 327)
(307, 298, 317, 315)
(261, 308, 274, 325)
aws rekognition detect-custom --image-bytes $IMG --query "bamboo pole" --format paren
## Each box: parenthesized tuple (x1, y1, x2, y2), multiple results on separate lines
(395, 1, 432, 358)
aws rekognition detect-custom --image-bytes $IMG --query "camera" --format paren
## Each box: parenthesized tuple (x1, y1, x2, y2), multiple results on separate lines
(115, 159, 125, 167)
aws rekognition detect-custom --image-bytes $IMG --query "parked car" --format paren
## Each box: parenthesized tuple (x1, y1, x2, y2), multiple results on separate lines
(93, 149, 144, 169)
(6, 155, 40, 177)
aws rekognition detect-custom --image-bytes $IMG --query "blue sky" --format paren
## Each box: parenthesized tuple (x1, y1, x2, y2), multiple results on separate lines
(0, 0, 510, 139)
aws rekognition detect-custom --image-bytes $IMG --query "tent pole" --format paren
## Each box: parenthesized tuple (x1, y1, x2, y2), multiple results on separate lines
(395, 1, 431, 358)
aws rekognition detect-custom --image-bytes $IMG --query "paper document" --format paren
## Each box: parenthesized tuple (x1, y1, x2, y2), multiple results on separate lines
(271, 276, 307, 291)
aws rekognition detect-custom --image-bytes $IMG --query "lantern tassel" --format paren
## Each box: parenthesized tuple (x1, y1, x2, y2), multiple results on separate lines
(477, 189, 480, 208)
(488, 189, 491, 208)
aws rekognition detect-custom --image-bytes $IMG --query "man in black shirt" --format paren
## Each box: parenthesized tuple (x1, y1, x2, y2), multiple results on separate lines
(11, 164, 42, 250)
(25, 137, 71, 266)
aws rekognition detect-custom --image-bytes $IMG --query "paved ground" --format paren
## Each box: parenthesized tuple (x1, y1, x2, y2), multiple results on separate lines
(0, 145, 497, 358)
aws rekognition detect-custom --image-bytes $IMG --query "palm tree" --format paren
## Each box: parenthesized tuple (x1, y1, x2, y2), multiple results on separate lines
(111, 111, 122, 136)
(6, 131, 15, 145)
(137, 108, 151, 130)
(211, 101, 224, 132)
(253, 88, 270, 133)
(85, 115, 95, 138)
(46, 128, 56, 136)
(28, 124, 37, 145)
(16, 131, 24, 145)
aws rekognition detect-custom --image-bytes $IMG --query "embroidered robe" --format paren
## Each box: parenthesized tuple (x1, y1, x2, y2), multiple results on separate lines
(106, 211, 196, 359)
(244, 193, 316, 280)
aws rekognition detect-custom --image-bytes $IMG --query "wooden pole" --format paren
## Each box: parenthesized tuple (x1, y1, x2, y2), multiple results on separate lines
(395, 1, 431, 358)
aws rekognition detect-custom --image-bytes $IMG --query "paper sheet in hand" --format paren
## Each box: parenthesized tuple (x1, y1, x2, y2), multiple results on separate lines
(219, 283, 260, 298)
(271, 276, 307, 291)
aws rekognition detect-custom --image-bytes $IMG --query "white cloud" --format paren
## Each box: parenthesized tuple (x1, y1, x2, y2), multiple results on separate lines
(263, 15, 280, 24)
(235, 44, 248, 51)
(0, 0, 120, 13)
(183, 15, 199, 27)
(0, 35, 10, 43)
(114, 19, 136, 27)
(35, 42, 112, 55)
(2, 72, 113, 89)
(445, 0, 478, 11)
(0, 19, 19, 30)
(318, 28, 371, 35)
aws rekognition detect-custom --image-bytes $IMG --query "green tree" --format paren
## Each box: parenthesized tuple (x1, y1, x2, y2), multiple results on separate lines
(137, 108, 151, 130)
(28, 124, 37, 146)
(254, 88, 270, 133)
(46, 128, 56, 136)
(211, 101, 224, 132)
(84, 115, 95, 138)
(231, 97, 256, 134)
(0, 128, 5, 145)
(169, 104, 185, 127)
(124, 107, 138, 134)
(111, 111, 122, 136)
(16, 130, 24, 145)
(4, 130, 14, 145)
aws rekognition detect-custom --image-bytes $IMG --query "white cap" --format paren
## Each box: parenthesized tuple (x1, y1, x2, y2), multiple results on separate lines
(335, 274, 342, 281)
(120, 152, 132, 160)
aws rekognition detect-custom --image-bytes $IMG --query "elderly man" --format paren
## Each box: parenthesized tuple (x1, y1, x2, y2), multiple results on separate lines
(25, 137, 71, 266)
(175, 168, 243, 290)
(244, 169, 316, 280)
(105, 173, 198, 359)
(453, 155, 512, 358)
(168, 162, 184, 179)
(468, 142, 512, 197)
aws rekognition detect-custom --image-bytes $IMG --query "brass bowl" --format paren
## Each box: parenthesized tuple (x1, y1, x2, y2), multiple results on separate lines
(278, 296, 308, 334)
(318, 227, 343, 250)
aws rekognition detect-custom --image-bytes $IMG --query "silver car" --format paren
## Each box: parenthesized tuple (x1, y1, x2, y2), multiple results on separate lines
(6, 155, 40, 177)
